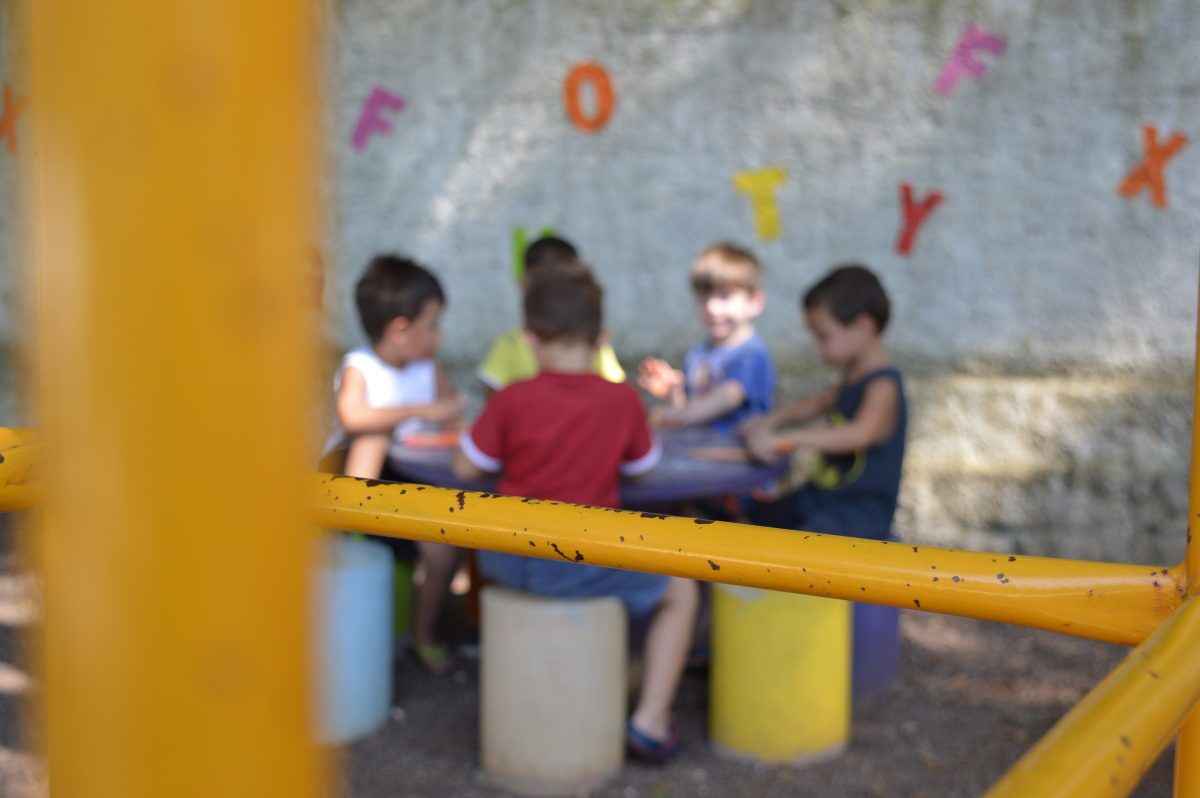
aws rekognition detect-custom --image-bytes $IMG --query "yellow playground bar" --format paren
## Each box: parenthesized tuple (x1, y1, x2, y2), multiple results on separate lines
(2, 1, 1200, 797)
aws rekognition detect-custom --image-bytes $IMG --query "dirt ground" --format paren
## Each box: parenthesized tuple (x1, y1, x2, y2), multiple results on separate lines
(0, 521, 1179, 797)
(333, 610, 1175, 798)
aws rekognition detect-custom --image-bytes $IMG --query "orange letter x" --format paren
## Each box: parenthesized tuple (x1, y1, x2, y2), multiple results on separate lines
(0, 84, 27, 155)
(1118, 124, 1188, 210)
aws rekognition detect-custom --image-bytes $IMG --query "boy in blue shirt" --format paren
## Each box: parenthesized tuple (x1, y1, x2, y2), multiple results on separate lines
(638, 243, 775, 433)
(741, 264, 906, 541)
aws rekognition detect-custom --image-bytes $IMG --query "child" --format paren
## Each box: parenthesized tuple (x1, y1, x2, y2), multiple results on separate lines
(452, 267, 698, 763)
(476, 235, 625, 391)
(638, 242, 775, 433)
(741, 264, 907, 541)
(329, 254, 467, 675)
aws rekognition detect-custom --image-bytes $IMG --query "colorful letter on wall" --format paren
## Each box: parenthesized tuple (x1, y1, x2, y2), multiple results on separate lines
(934, 23, 1006, 96)
(564, 62, 615, 133)
(733, 167, 787, 241)
(895, 183, 944, 256)
(512, 226, 556, 282)
(351, 87, 406, 152)
(1118, 124, 1188, 210)
(0, 84, 28, 154)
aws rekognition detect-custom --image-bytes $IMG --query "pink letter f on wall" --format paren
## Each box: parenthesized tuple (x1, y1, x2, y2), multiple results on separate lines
(934, 23, 1006, 96)
(352, 87, 406, 152)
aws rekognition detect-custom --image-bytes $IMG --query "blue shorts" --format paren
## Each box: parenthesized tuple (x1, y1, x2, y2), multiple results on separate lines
(478, 551, 669, 618)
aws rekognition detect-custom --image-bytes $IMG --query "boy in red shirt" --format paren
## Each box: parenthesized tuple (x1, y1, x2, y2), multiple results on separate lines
(453, 266, 698, 763)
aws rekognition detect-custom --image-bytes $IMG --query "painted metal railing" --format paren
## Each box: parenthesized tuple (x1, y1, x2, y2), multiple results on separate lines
(4, 431, 1200, 795)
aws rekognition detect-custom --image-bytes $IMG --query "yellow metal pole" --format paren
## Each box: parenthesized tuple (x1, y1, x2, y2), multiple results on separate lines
(27, 3, 320, 797)
(985, 593, 1200, 798)
(1174, 273, 1200, 797)
(309, 475, 1180, 646)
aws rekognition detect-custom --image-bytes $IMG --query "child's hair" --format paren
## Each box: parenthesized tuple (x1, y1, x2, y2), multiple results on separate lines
(802, 264, 890, 333)
(690, 242, 762, 295)
(524, 235, 579, 279)
(354, 254, 445, 343)
(523, 266, 602, 344)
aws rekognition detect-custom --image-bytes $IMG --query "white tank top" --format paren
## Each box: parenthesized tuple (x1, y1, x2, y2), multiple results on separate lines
(326, 347, 438, 462)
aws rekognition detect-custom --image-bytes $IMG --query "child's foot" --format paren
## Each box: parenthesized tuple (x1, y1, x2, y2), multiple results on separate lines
(626, 720, 680, 764)
(411, 641, 455, 676)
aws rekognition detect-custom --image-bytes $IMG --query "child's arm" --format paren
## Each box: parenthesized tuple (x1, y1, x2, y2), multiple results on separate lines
(650, 380, 745, 428)
(746, 379, 899, 462)
(452, 450, 488, 481)
(336, 365, 466, 434)
(739, 385, 839, 438)
(452, 396, 506, 481)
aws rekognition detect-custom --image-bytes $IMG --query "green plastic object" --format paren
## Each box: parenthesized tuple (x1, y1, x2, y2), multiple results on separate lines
(393, 558, 414, 639)
(511, 226, 556, 283)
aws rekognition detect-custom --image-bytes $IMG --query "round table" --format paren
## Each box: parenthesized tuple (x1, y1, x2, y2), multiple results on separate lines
(388, 427, 787, 506)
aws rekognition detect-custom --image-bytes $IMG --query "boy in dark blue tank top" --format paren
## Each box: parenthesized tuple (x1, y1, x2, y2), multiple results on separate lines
(742, 264, 907, 541)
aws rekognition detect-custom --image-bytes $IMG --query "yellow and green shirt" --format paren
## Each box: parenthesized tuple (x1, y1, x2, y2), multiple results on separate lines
(476, 329, 626, 389)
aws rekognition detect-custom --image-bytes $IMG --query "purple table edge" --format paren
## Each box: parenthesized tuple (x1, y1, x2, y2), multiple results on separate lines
(386, 427, 788, 507)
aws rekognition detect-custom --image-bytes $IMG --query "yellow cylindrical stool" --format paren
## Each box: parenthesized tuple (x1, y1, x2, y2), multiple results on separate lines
(481, 587, 627, 797)
(710, 585, 851, 763)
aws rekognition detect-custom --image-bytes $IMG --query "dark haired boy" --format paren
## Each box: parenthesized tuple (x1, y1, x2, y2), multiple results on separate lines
(476, 235, 625, 391)
(638, 242, 775, 433)
(453, 268, 698, 762)
(328, 253, 467, 674)
(741, 264, 907, 542)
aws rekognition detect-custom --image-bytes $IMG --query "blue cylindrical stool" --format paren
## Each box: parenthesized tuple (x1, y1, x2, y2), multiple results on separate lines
(852, 603, 900, 701)
(315, 536, 394, 744)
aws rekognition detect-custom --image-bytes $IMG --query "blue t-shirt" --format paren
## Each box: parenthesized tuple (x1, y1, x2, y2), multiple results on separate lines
(795, 367, 908, 540)
(683, 333, 776, 433)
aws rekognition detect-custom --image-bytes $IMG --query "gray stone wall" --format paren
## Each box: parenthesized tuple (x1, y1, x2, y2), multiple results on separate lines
(2, 1, 1198, 563)
(328, 0, 1198, 564)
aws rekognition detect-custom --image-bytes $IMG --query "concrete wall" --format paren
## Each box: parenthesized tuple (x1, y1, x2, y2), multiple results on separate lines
(1, 1, 1197, 563)
(328, 0, 1198, 564)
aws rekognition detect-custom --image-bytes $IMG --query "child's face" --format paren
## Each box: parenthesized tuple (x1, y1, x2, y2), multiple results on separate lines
(805, 305, 871, 368)
(392, 299, 444, 361)
(695, 287, 764, 344)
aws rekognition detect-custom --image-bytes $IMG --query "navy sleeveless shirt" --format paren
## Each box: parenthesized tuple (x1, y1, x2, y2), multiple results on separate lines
(795, 367, 907, 540)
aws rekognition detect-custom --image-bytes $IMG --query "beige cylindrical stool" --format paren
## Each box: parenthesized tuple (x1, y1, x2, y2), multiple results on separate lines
(481, 586, 627, 797)
(710, 584, 851, 763)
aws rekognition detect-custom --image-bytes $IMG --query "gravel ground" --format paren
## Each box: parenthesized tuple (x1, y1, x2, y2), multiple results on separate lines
(338, 609, 1175, 798)
(0, 520, 1178, 797)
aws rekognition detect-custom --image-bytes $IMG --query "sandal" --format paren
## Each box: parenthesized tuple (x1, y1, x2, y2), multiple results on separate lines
(411, 642, 455, 676)
(626, 720, 680, 764)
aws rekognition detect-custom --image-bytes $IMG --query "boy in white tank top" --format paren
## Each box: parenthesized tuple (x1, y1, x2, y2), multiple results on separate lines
(331, 254, 466, 675)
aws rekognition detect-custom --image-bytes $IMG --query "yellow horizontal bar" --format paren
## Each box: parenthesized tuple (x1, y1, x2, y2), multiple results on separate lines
(309, 475, 1180, 646)
(0, 435, 39, 512)
(985, 593, 1200, 797)
(0, 442, 1180, 645)
(0, 428, 35, 448)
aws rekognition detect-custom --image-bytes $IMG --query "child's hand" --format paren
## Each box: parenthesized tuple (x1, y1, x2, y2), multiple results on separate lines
(638, 357, 683, 400)
(745, 428, 784, 464)
(421, 395, 468, 424)
(737, 413, 773, 440)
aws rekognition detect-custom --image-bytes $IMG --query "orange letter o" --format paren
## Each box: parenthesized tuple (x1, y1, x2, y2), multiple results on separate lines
(563, 62, 615, 133)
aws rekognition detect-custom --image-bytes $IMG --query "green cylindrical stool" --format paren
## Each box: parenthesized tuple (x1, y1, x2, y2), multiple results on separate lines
(710, 585, 851, 763)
